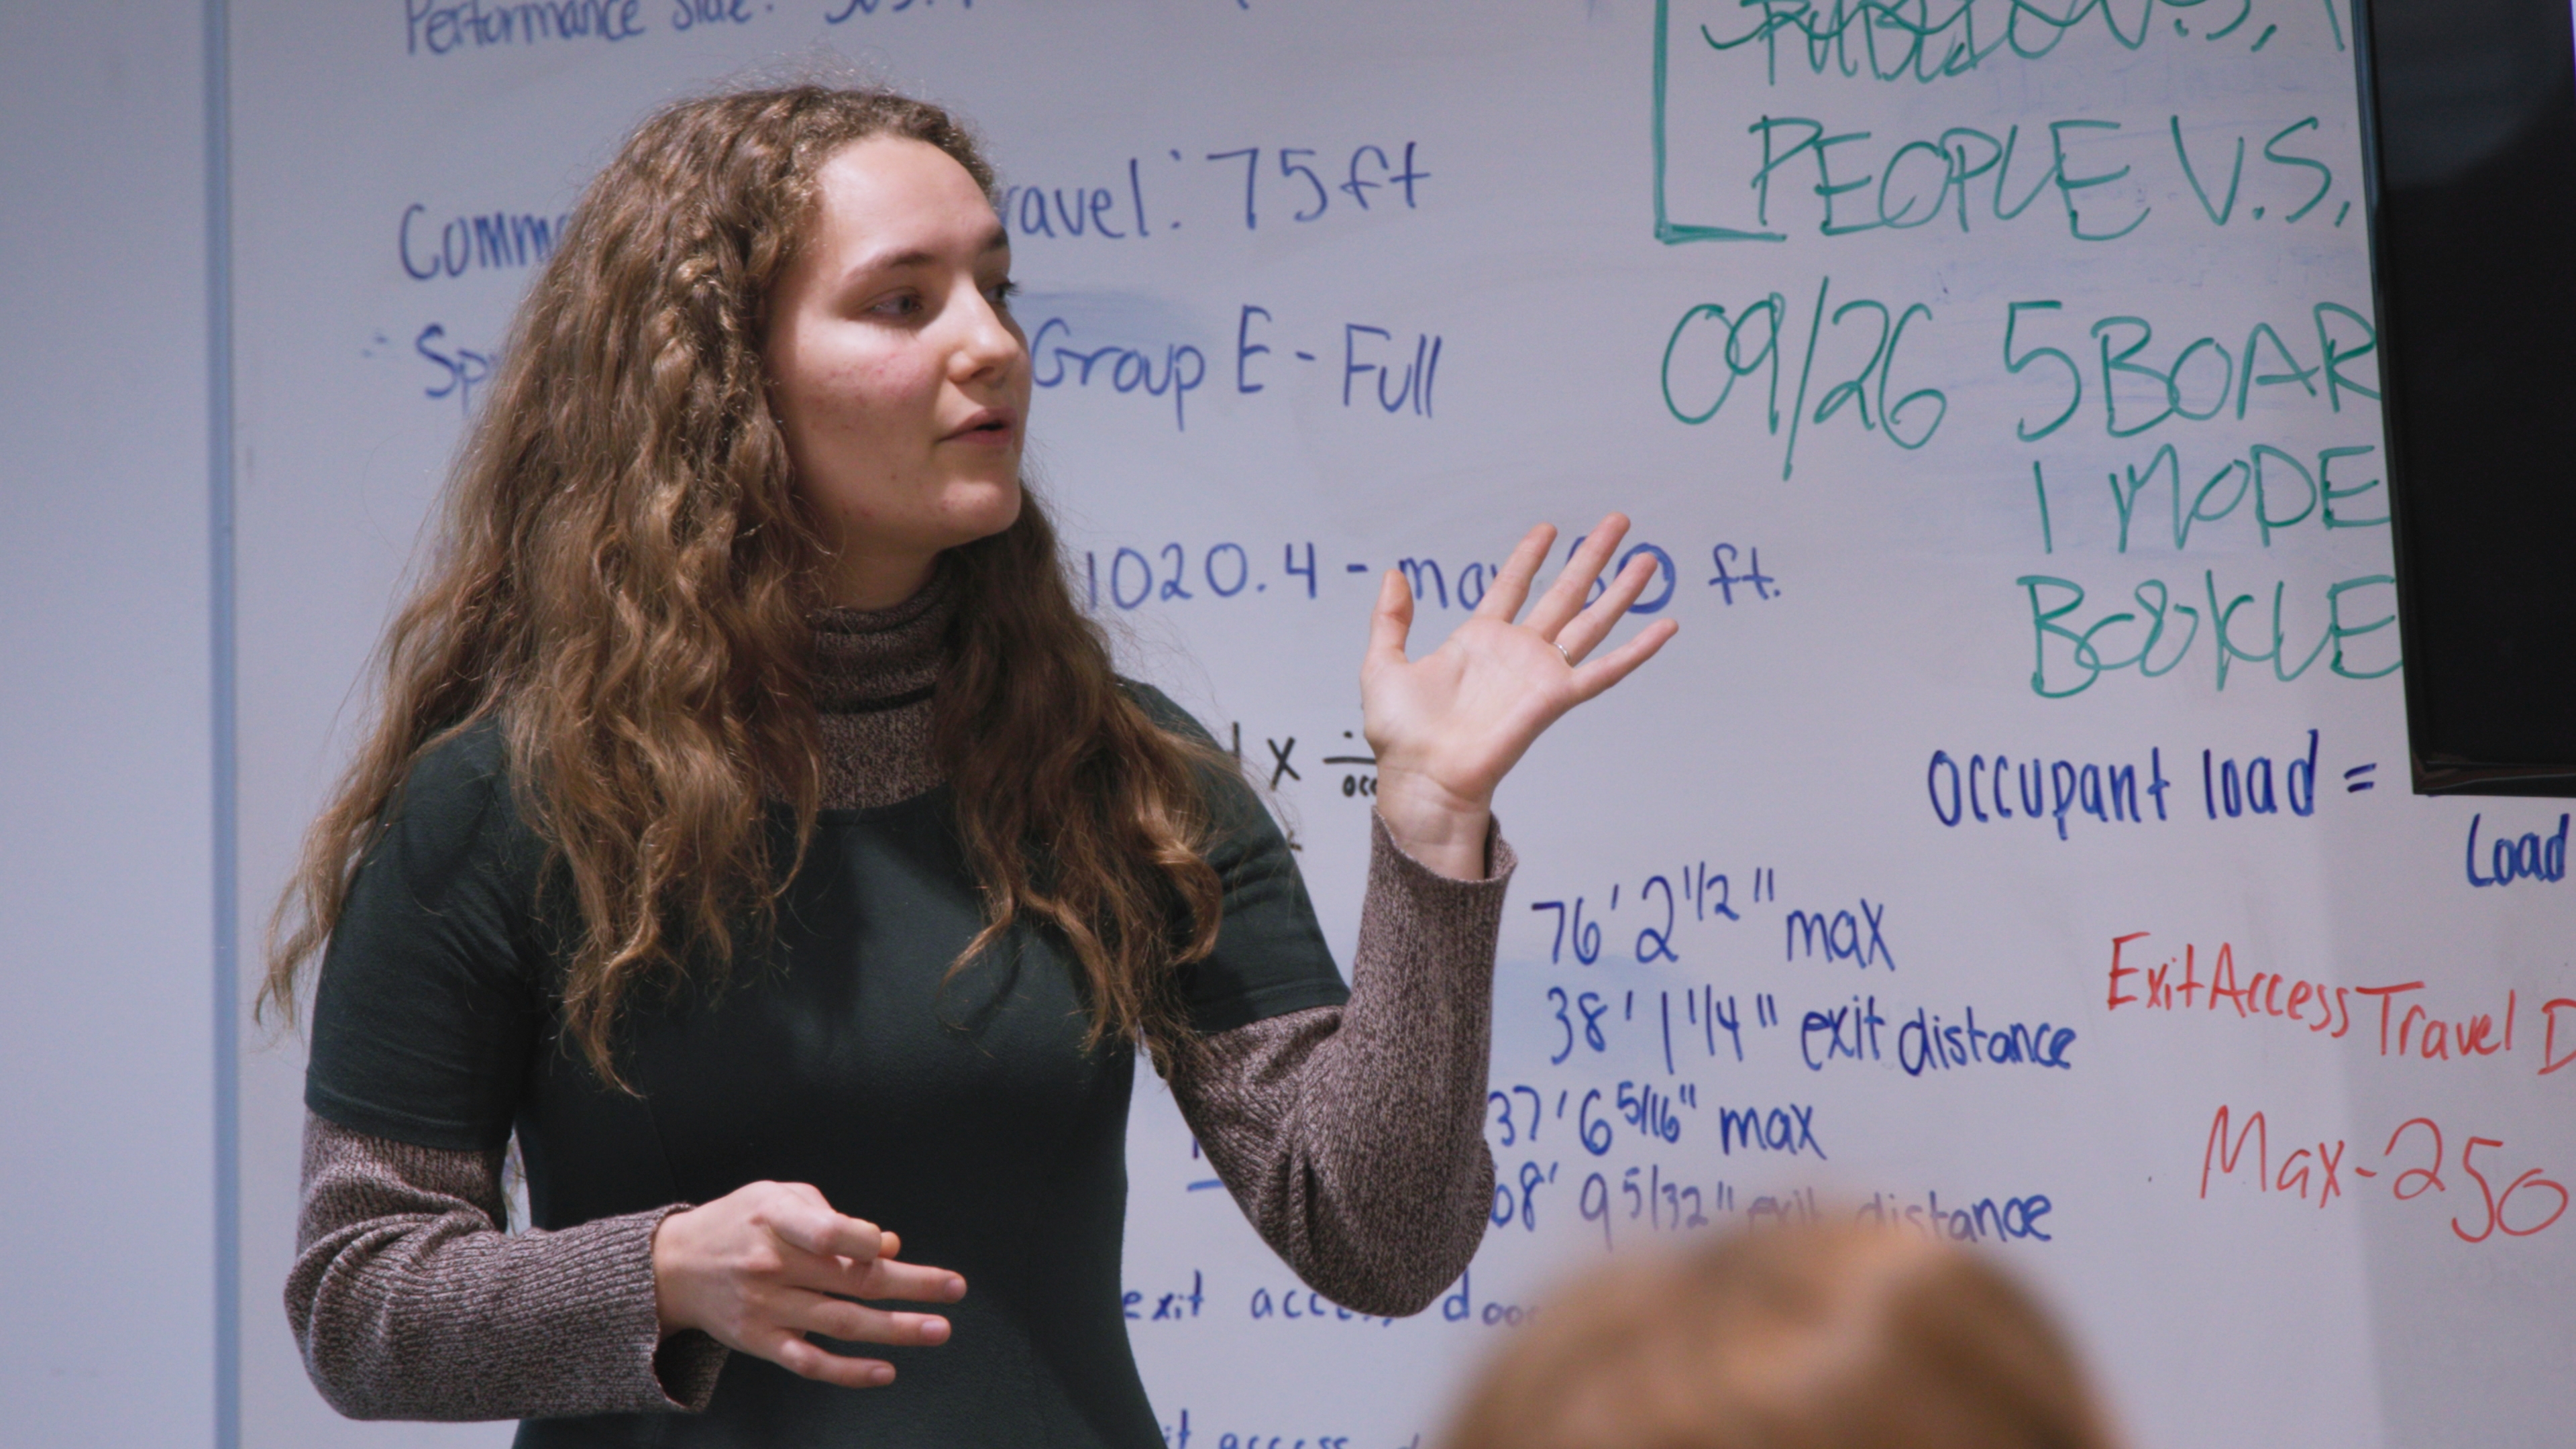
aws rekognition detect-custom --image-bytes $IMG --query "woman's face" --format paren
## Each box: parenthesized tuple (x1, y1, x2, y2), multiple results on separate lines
(765, 136, 1030, 608)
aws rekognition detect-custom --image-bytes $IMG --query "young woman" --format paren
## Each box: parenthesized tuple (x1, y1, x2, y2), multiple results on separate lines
(268, 85, 1672, 1446)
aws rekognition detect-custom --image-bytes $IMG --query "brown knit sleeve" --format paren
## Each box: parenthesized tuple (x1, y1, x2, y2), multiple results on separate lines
(286, 1113, 728, 1421)
(1164, 811, 1513, 1316)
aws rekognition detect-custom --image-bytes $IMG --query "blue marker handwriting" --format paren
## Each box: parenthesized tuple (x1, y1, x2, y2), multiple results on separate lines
(397, 204, 570, 282)
(1080, 538, 1776, 621)
(1004, 142, 1424, 242)
(1784, 898, 1894, 969)
(2465, 814, 2572, 888)
(407, 0, 647, 54)
(827, 0, 970, 20)
(413, 323, 496, 417)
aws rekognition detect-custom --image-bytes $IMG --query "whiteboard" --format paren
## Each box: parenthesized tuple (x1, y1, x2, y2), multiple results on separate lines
(227, 3, 2576, 1446)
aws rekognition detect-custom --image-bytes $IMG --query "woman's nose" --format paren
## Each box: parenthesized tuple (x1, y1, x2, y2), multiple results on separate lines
(949, 285, 1024, 384)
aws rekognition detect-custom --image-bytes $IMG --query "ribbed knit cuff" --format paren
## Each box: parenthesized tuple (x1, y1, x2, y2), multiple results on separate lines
(290, 1116, 729, 1420)
(1364, 808, 1517, 953)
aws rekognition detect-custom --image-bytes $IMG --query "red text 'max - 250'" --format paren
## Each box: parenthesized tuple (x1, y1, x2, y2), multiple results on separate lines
(2197, 1104, 2569, 1242)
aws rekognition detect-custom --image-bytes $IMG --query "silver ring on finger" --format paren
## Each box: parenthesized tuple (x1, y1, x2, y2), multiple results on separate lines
(1554, 641, 1573, 667)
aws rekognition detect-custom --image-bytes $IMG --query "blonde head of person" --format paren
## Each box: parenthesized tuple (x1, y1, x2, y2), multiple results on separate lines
(1439, 1222, 2123, 1449)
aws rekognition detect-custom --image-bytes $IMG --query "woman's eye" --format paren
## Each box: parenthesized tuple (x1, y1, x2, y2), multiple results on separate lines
(985, 278, 1018, 309)
(867, 290, 924, 320)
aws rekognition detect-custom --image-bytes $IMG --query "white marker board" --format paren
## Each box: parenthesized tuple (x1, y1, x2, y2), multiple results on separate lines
(227, 3, 2576, 1446)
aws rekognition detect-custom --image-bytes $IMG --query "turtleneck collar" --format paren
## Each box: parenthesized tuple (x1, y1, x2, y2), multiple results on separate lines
(810, 564, 957, 714)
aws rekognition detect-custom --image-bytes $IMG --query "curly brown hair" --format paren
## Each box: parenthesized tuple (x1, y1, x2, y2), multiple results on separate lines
(262, 85, 1226, 1083)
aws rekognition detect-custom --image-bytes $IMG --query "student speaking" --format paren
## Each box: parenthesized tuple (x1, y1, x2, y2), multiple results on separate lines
(268, 84, 1672, 1446)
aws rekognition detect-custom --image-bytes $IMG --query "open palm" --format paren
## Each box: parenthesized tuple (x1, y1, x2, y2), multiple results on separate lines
(1362, 515, 1677, 877)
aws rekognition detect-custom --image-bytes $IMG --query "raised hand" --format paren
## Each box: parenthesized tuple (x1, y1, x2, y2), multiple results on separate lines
(1361, 514, 1678, 879)
(652, 1180, 966, 1388)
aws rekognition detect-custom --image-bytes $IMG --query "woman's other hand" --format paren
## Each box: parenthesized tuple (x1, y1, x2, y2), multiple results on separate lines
(1361, 514, 1677, 879)
(652, 1181, 966, 1387)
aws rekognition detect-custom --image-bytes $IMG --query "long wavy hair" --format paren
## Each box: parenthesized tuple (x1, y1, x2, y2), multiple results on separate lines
(262, 85, 1226, 1084)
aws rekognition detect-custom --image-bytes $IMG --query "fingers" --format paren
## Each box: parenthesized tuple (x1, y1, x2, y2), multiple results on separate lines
(1572, 618, 1680, 700)
(767, 1215, 961, 1302)
(757, 1186, 883, 1266)
(747, 1183, 963, 1303)
(664, 1181, 971, 1393)
(797, 1291, 953, 1350)
(754, 1279, 961, 1389)
(1470, 523, 1557, 622)
(856, 1256, 969, 1304)
(767, 1332, 896, 1389)
(1523, 513, 1631, 640)
(781, 1243, 965, 1303)
(1367, 568, 1416, 669)
(1555, 549, 1664, 662)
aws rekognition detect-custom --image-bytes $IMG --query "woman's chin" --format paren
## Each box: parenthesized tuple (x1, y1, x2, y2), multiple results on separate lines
(943, 476, 1024, 542)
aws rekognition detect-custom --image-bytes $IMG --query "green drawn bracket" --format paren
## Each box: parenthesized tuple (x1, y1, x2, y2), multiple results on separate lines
(1654, 0, 1788, 244)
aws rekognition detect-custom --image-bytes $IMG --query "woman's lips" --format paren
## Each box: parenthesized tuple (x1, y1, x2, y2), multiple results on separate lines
(941, 409, 1018, 444)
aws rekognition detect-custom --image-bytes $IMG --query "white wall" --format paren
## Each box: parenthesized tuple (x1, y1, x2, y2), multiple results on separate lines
(0, 3, 219, 1447)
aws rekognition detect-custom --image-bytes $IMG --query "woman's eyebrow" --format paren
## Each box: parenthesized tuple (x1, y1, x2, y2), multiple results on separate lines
(841, 226, 1010, 280)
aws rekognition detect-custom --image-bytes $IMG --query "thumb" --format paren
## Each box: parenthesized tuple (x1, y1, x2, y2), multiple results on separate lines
(1367, 570, 1415, 670)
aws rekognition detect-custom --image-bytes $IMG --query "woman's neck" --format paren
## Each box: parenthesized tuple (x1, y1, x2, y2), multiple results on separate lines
(815, 546, 938, 612)
(808, 566, 955, 810)
(812, 565, 953, 710)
